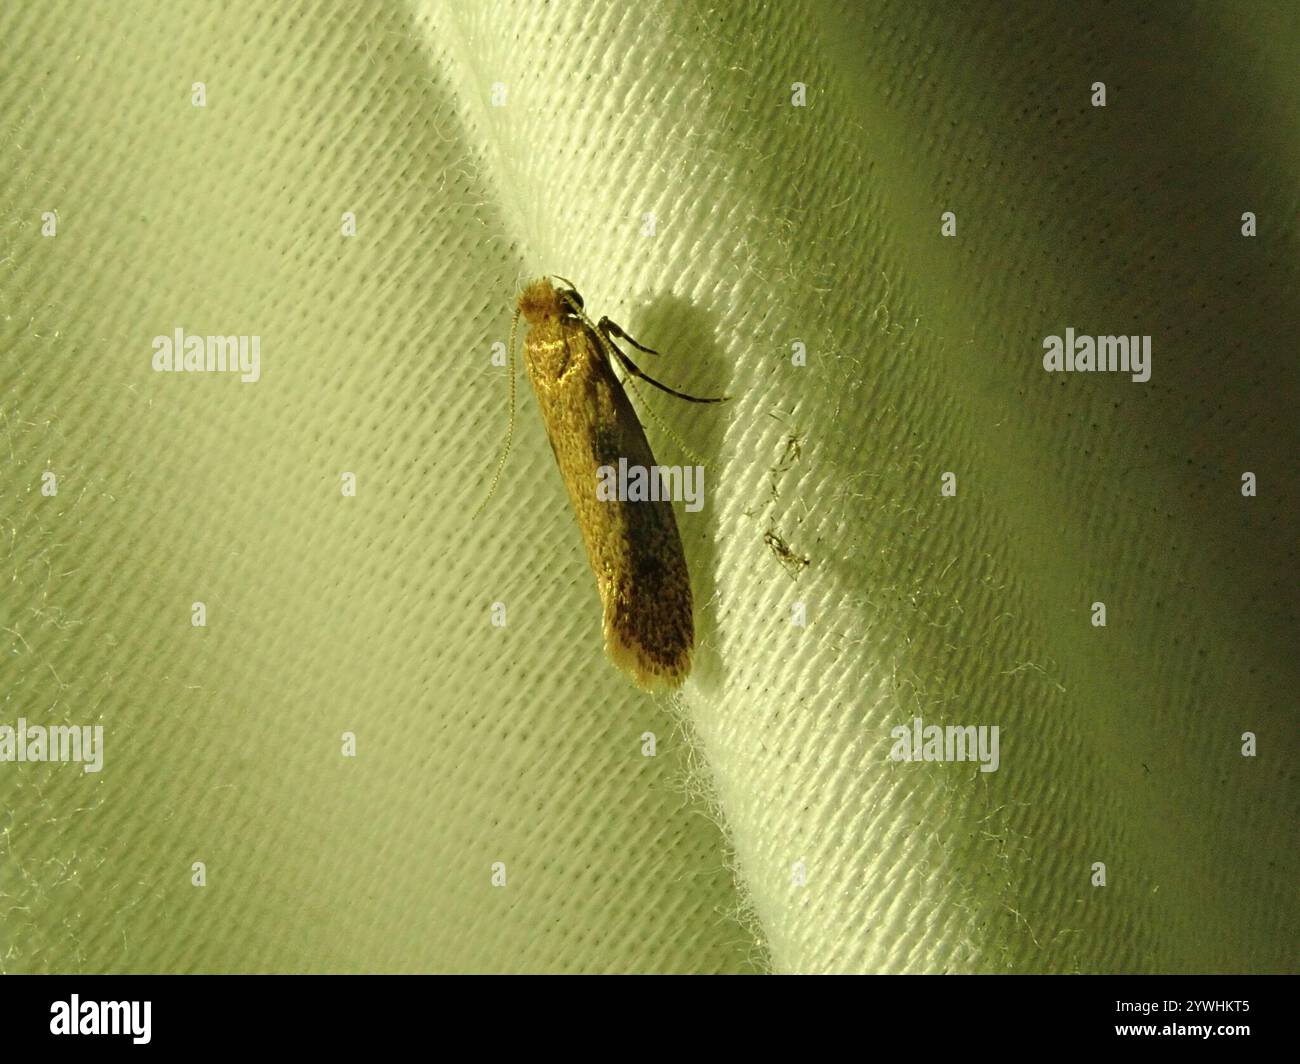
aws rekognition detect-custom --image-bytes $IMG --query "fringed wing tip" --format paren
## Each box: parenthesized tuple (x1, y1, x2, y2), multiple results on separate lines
(604, 622, 691, 691)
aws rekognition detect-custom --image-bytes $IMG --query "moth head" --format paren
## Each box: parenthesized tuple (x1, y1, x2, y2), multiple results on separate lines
(517, 276, 584, 325)
(558, 286, 584, 317)
(551, 275, 585, 319)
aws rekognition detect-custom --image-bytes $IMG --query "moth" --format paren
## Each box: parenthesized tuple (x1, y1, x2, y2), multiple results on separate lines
(489, 276, 725, 689)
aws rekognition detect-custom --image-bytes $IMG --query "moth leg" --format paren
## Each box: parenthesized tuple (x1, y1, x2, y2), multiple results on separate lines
(604, 338, 728, 404)
(598, 316, 660, 356)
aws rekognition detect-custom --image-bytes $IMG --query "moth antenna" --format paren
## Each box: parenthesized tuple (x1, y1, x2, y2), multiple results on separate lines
(571, 303, 713, 465)
(619, 373, 707, 466)
(564, 299, 602, 335)
(474, 305, 520, 517)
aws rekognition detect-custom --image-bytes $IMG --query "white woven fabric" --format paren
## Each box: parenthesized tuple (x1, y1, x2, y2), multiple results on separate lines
(1, 0, 1295, 973)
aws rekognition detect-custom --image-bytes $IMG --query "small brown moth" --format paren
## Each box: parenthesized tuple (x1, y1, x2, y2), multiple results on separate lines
(489, 277, 725, 689)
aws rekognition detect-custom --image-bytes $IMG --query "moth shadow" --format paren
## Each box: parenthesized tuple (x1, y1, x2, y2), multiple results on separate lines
(617, 292, 730, 696)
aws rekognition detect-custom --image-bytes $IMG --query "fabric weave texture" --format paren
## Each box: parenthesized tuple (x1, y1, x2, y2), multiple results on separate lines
(0, 0, 1296, 973)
